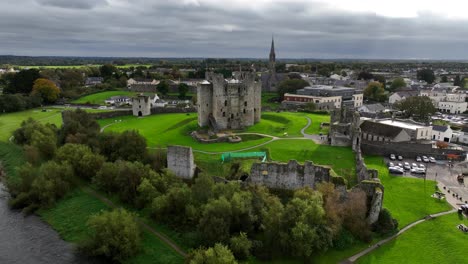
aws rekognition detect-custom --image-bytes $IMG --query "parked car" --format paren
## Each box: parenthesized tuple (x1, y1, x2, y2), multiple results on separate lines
(388, 162, 395, 168)
(429, 157, 436, 163)
(389, 167, 404, 174)
(422, 156, 429, 163)
(404, 162, 411, 170)
(412, 163, 418, 169)
(390, 154, 396, 160)
(419, 164, 426, 169)
(397, 155, 403, 161)
(416, 156, 422, 162)
(397, 163, 403, 168)
(411, 167, 426, 174)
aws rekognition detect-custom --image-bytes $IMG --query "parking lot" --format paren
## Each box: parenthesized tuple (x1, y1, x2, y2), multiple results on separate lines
(385, 154, 468, 206)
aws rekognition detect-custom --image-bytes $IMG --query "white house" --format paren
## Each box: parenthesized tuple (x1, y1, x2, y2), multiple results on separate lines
(105, 96, 131, 106)
(454, 127, 468, 144)
(358, 103, 386, 114)
(438, 101, 468, 114)
(150, 94, 168, 108)
(388, 91, 419, 104)
(431, 125, 453, 142)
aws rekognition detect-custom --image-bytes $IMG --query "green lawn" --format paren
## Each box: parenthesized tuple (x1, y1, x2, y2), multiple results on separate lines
(358, 213, 466, 264)
(99, 113, 271, 152)
(0, 108, 63, 142)
(0, 142, 25, 185)
(72, 91, 140, 105)
(246, 112, 330, 137)
(365, 156, 451, 227)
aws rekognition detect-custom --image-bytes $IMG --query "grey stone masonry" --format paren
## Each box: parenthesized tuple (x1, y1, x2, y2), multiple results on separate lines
(249, 160, 332, 190)
(197, 72, 261, 130)
(167, 145, 196, 180)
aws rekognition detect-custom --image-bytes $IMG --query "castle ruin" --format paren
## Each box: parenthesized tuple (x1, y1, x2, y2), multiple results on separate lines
(197, 72, 261, 131)
(132, 95, 151, 117)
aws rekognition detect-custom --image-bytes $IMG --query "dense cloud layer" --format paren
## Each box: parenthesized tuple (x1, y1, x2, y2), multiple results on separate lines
(2, 0, 468, 59)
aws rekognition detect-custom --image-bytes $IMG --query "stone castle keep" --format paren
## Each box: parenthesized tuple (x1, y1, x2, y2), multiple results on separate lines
(197, 72, 261, 130)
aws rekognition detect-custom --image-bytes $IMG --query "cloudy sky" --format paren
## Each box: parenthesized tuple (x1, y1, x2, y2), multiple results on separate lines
(2, 0, 468, 59)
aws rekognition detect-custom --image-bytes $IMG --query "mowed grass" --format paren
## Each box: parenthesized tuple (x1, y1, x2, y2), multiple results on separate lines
(365, 156, 451, 227)
(99, 113, 271, 152)
(245, 112, 330, 137)
(0, 142, 25, 185)
(358, 213, 466, 264)
(72, 91, 140, 105)
(0, 108, 63, 142)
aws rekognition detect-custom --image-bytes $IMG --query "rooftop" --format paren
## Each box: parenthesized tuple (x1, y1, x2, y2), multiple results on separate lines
(379, 119, 426, 130)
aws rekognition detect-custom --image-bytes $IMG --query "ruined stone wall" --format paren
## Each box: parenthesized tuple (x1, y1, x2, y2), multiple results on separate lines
(352, 180, 384, 225)
(355, 148, 378, 183)
(197, 82, 213, 127)
(167, 145, 196, 180)
(248, 160, 335, 190)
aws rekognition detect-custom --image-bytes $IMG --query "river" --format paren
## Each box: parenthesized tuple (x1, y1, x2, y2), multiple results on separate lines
(0, 183, 97, 264)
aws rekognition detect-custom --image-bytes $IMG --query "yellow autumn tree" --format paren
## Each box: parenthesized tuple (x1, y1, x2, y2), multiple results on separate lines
(31, 78, 60, 103)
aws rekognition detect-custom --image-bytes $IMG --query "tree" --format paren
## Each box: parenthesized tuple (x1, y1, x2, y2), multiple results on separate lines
(150, 184, 192, 226)
(157, 80, 169, 95)
(189, 243, 237, 264)
(389, 77, 406, 92)
(417, 69, 435, 84)
(80, 209, 142, 262)
(395, 96, 436, 122)
(4, 69, 40, 94)
(342, 191, 371, 242)
(59, 109, 100, 145)
(55, 144, 105, 180)
(373, 75, 386, 89)
(441, 76, 448, 83)
(99, 64, 118, 79)
(178, 83, 189, 99)
(364, 82, 386, 102)
(357, 71, 374, 81)
(372, 208, 398, 235)
(198, 197, 232, 245)
(30, 78, 60, 103)
(229, 232, 252, 260)
(454, 75, 461, 86)
(277, 79, 309, 99)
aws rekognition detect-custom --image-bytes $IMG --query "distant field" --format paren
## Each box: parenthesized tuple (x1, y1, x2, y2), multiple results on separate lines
(16, 64, 153, 69)
(72, 91, 140, 105)
(358, 213, 466, 264)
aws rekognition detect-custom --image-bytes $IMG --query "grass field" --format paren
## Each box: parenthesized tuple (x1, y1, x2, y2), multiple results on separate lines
(71, 91, 140, 105)
(365, 156, 451, 227)
(0, 108, 63, 142)
(358, 213, 467, 264)
(0, 142, 25, 184)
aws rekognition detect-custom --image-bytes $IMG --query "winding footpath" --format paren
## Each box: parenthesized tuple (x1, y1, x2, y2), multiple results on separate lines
(342, 209, 457, 263)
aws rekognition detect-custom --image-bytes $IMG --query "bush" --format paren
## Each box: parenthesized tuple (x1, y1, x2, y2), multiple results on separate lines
(229, 232, 252, 260)
(55, 144, 105, 180)
(80, 209, 142, 262)
(373, 208, 399, 235)
(188, 243, 238, 264)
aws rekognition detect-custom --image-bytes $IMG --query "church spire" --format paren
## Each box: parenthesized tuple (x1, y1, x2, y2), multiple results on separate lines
(269, 36, 275, 63)
(269, 36, 276, 73)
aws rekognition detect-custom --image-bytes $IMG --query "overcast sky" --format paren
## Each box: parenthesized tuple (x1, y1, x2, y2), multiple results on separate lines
(2, 0, 468, 59)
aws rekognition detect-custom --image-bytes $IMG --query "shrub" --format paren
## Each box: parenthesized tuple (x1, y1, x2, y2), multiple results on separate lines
(373, 208, 399, 235)
(80, 209, 142, 262)
(229, 232, 252, 260)
(188, 243, 237, 264)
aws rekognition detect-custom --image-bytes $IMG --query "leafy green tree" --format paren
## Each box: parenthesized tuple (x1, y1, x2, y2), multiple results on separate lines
(277, 79, 309, 99)
(189, 243, 237, 264)
(364, 82, 386, 102)
(178, 83, 189, 98)
(198, 197, 232, 245)
(157, 80, 169, 95)
(357, 71, 374, 81)
(4, 69, 40, 94)
(454, 75, 461, 86)
(30, 161, 74, 207)
(55, 144, 105, 180)
(342, 191, 371, 242)
(13, 118, 57, 159)
(373, 75, 386, 89)
(372, 208, 399, 235)
(229, 232, 252, 260)
(59, 109, 100, 145)
(389, 77, 406, 92)
(80, 209, 142, 262)
(151, 184, 192, 226)
(417, 68, 435, 84)
(441, 76, 448, 83)
(99, 64, 118, 79)
(395, 96, 436, 122)
(191, 174, 215, 205)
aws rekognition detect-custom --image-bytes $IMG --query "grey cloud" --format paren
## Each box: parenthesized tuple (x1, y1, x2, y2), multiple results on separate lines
(1, 0, 468, 59)
(36, 0, 107, 9)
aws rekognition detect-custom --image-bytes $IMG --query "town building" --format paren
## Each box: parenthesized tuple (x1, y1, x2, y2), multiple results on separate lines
(197, 71, 261, 130)
(127, 78, 160, 92)
(358, 103, 387, 115)
(105, 96, 131, 106)
(283, 85, 363, 109)
(431, 125, 453, 142)
(438, 101, 468, 114)
(388, 90, 419, 104)
(360, 118, 432, 142)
